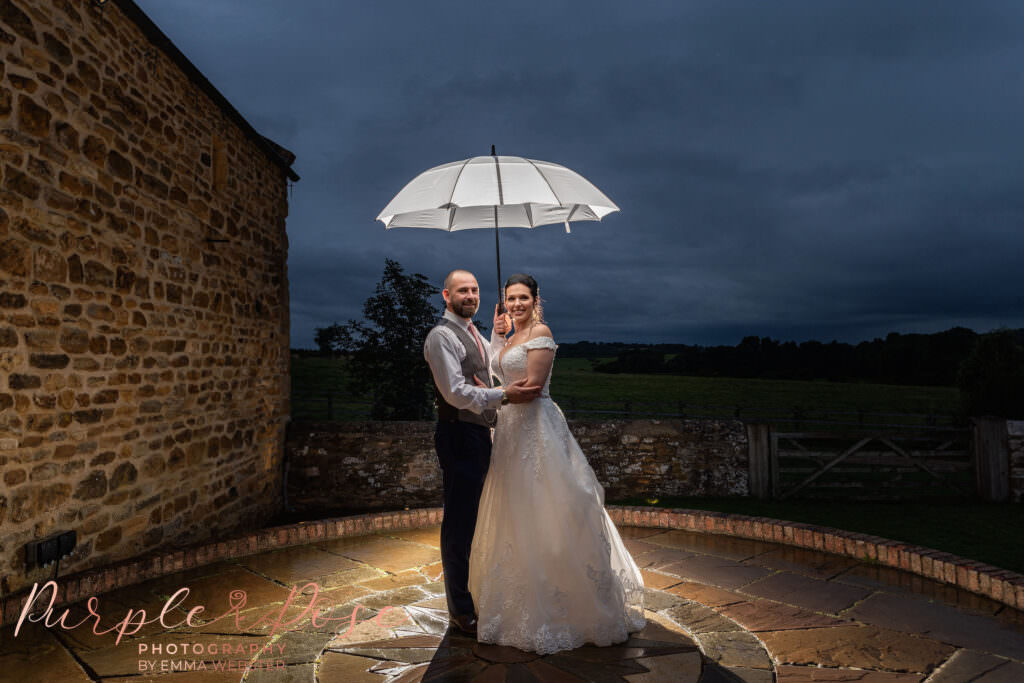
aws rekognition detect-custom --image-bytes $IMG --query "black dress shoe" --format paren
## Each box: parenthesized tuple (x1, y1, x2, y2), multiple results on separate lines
(450, 613, 478, 635)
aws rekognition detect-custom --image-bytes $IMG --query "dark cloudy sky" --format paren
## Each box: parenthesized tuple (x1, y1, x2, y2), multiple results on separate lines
(137, 0, 1024, 347)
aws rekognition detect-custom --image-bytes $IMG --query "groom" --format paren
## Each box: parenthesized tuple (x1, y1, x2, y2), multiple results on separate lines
(423, 269, 541, 635)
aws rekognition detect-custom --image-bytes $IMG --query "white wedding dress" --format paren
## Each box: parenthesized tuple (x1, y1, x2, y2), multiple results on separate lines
(467, 335, 646, 654)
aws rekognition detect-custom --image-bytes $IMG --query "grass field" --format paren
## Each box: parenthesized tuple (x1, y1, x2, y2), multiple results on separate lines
(291, 354, 962, 423)
(549, 358, 960, 420)
(611, 496, 1024, 574)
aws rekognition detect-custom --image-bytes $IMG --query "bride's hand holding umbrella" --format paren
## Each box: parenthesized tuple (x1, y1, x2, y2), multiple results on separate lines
(493, 304, 512, 339)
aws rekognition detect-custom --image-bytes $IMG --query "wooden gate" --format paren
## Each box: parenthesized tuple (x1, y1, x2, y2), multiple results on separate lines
(766, 429, 973, 500)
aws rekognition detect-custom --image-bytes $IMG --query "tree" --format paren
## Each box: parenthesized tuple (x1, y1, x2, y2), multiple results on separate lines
(956, 328, 1024, 419)
(314, 323, 345, 356)
(320, 259, 441, 419)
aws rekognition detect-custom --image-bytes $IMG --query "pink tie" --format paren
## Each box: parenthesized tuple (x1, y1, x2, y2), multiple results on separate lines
(467, 322, 486, 363)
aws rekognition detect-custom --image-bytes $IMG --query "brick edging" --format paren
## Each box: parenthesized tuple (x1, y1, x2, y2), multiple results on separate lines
(604, 506, 1024, 612)
(4, 505, 1021, 626)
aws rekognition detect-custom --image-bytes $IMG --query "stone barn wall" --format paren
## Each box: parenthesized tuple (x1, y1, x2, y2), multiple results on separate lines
(284, 419, 749, 516)
(0, 0, 294, 594)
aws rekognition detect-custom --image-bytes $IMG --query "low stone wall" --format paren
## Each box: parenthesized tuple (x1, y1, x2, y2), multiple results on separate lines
(284, 418, 748, 515)
(1010, 420, 1024, 503)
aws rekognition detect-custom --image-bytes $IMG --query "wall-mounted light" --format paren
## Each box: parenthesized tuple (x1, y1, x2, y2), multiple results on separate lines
(92, 0, 108, 7)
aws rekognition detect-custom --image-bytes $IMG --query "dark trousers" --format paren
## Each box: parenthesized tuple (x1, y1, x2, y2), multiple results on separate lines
(434, 420, 491, 617)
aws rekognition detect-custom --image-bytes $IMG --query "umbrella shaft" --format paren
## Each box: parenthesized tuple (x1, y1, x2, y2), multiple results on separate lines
(495, 224, 504, 313)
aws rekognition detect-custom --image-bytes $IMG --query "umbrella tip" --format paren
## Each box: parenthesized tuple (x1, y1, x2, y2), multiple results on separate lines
(491, 144, 496, 156)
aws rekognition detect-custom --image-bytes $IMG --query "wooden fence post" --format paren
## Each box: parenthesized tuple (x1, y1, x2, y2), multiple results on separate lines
(973, 417, 1009, 502)
(746, 422, 772, 499)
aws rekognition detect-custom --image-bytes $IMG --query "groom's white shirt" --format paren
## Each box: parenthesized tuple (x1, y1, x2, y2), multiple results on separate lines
(424, 309, 505, 415)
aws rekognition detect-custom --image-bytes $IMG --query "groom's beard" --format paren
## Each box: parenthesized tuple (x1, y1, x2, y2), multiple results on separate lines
(453, 300, 478, 318)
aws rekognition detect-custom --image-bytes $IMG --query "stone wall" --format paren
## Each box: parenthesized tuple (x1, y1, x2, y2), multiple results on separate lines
(0, 0, 293, 594)
(284, 419, 748, 515)
(1010, 420, 1024, 503)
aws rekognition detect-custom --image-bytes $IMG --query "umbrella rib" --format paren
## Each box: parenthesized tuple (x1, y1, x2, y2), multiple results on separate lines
(523, 158, 564, 205)
(445, 158, 473, 209)
(493, 155, 505, 205)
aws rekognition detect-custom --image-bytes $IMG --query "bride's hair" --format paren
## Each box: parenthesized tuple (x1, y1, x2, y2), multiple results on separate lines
(503, 273, 543, 323)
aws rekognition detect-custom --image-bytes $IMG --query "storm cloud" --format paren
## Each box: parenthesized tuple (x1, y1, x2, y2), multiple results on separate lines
(138, 0, 1024, 346)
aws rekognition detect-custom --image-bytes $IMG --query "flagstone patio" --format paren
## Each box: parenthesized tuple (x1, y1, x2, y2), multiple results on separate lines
(2, 522, 1023, 682)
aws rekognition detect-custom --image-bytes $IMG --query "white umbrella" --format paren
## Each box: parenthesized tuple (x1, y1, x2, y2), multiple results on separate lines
(376, 147, 619, 309)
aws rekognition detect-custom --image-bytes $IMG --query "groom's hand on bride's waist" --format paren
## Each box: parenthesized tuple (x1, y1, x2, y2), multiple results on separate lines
(472, 376, 541, 404)
(504, 378, 542, 404)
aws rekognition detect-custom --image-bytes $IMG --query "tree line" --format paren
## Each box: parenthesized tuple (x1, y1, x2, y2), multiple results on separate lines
(310, 260, 1024, 419)
(590, 328, 986, 385)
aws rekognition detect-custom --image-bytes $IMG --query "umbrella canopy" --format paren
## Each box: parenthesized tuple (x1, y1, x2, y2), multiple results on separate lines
(376, 155, 619, 232)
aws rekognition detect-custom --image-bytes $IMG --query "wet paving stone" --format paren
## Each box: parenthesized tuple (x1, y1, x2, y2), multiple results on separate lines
(316, 564, 388, 588)
(746, 547, 861, 580)
(640, 588, 686, 612)
(475, 641, 541, 663)
(246, 662, 314, 683)
(697, 631, 772, 670)
(717, 598, 849, 632)
(743, 572, 871, 614)
(628, 544, 698, 570)
(665, 581, 746, 608)
(523, 658, 595, 681)
(318, 534, 442, 572)
(319, 651, 386, 682)
(759, 624, 955, 673)
(387, 527, 442, 547)
(422, 561, 446, 581)
(665, 601, 743, 634)
(645, 531, 775, 561)
(359, 570, 429, 591)
(774, 665, 925, 681)
(638, 568, 683, 590)
(844, 592, 1024, 660)
(7, 521, 1023, 682)
(832, 563, 1003, 615)
(972, 660, 1024, 682)
(404, 605, 452, 635)
(267, 630, 331, 664)
(355, 584, 431, 610)
(660, 554, 773, 589)
(926, 649, 1016, 682)
(626, 651, 702, 682)
(721, 664, 774, 682)
(238, 546, 364, 585)
(0, 621, 92, 682)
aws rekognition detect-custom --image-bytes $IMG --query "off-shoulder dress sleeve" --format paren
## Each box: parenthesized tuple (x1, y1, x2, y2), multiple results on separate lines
(523, 336, 557, 351)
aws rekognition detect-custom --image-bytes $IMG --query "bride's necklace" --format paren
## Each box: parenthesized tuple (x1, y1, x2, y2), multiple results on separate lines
(500, 320, 536, 365)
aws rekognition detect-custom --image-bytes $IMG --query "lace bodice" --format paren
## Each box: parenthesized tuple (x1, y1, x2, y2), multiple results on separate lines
(494, 336, 557, 397)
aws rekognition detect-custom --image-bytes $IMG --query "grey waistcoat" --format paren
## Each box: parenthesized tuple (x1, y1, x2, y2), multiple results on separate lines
(433, 317, 496, 427)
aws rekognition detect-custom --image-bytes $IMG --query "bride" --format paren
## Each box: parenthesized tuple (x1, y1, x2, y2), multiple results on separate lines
(467, 273, 646, 654)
